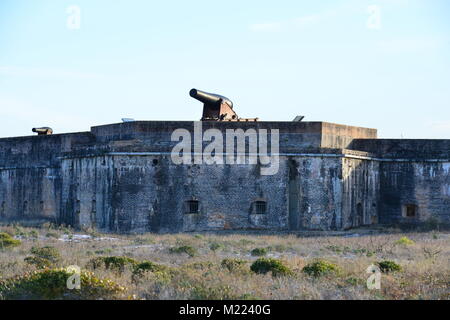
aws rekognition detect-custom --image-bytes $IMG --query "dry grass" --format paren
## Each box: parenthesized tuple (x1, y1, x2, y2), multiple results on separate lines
(0, 224, 448, 300)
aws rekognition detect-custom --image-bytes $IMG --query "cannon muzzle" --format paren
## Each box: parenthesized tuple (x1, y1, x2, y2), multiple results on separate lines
(32, 127, 53, 135)
(189, 89, 233, 109)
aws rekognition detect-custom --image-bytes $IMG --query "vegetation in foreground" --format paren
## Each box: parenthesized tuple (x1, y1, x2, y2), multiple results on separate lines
(0, 224, 448, 300)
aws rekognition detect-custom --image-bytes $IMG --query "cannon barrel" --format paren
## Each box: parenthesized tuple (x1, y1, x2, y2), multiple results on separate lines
(189, 88, 233, 109)
(32, 127, 53, 135)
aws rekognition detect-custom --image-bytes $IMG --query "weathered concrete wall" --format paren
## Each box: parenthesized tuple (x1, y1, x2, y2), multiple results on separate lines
(287, 156, 343, 231)
(156, 158, 289, 232)
(0, 167, 60, 223)
(110, 156, 156, 233)
(350, 139, 450, 159)
(349, 139, 450, 226)
(61, 155, 289, 233)
(379, 161, 450, 225)
(0, 133, 93, 167)
(321, 123, 377, 149)
(60, 156, 114, 230)
(91, 121, 377, 151)
(91, 121, 324, 151)
(1, 121, 448, 232)
(0, 133, 93, 224)
(341, 158, 379, 229)
(58, 154, 358, 233)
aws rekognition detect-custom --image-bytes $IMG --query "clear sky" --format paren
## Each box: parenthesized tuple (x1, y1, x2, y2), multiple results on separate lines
(0, 0, 449, 138)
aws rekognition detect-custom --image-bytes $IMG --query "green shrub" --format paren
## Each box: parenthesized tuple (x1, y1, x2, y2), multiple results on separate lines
(0, 268, 126, 300)
(221, 258, 247, 272)
(133, 261, 170, 275)
(24, 247, 61, 269)
(190, 285, 239, 300)
(30, 246, 61, 264)
(346, 277, 364, 286)
(0, 232, 21, 248)
(209, 242, 224, 252)
(395, 236, 415, 246)
(94, 248, 113, 255)
(377, 260, 402, 273)
(351, 248, 375, 257)
(24, 256, 53, 269)
(251, 248, 268, 256)
(131, 260, 175, 283)
(250, 258, 292, 277)
(169, 245, 197, 257)
(185, 261, 214, 271)
(87, 256, 137, 272)
(302, 260, 340, 277)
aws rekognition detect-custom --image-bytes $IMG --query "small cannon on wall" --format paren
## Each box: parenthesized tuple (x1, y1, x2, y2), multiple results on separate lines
(32, 127, 53, 135)
(189, 88, 258, 122)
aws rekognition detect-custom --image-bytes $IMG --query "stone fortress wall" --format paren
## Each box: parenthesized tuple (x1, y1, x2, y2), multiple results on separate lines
(0, 121, 448, 233)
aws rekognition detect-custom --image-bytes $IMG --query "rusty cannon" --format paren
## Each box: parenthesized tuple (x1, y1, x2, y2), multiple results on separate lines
(189, 88, 258, 122)
(32, 127, 53, 135)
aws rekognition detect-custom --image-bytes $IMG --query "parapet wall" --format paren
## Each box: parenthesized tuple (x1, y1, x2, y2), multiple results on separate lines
(0, 132, 94, 168)
(349, 139, 450, 159)
(89, 121, 377, 152)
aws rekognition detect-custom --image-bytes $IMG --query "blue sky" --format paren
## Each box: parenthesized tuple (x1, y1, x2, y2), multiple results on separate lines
(0, 0, 449, 138)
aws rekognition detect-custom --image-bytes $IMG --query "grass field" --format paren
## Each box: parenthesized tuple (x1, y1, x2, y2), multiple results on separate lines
(0, 224, 448, 300)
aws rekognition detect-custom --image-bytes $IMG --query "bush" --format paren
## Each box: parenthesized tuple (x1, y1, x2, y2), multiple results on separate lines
(0, 232, 21, 249)
(24, 256, 53, 269)
(186, 261, 214, 271)
(30, 246, 61, 264)
(250, 258, 292, 277)
(346, 277, 364, 286)
(221, 258, 247, 272)
(209, 242, 224, 252)
(251, 248, 268, 256)
(24, 247, 61, 269)
(302, 260, 340, 277)
(133, 261, 171, 275)
(377, 260, 402, 273)
(87, 256, 137, 272)
(190, 285, 239, 300)
(0, 268, 126, 300)
(395, 236, 415, 246)
(169, 245, 197, 257)
(132, 261, 174, 283)
(94, 249, 113, 255)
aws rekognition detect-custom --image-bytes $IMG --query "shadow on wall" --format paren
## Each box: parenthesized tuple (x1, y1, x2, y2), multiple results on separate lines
(341, 158, 380, 230)
(286, 156, 379, 231)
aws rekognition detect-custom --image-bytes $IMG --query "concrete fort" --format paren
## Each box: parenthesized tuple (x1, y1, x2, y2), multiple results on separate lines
(0, 119, 449, 233)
